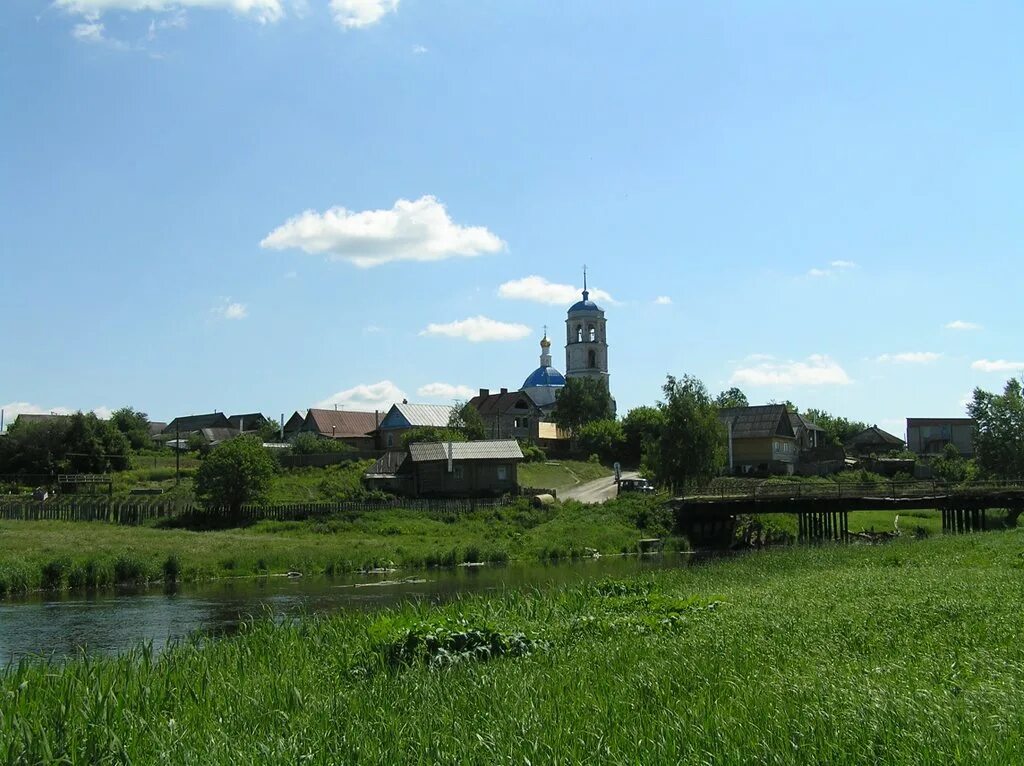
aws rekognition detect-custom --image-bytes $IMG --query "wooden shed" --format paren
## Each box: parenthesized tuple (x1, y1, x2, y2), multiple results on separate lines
(400, 440, 524, 498)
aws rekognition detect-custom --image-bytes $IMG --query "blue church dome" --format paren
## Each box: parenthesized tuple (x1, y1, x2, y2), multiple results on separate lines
(567, 288, 601, 314)
(523, 365, 566, 389)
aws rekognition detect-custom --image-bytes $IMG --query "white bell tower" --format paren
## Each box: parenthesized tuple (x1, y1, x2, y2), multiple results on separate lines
(564, 267, 610, 390)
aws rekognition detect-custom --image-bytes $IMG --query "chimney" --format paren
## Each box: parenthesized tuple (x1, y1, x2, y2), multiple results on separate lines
(375, 410, 380, 429)
(447, 441, 454, 474)
(479, 388, 489, 398)
(500, 388, 508, 394)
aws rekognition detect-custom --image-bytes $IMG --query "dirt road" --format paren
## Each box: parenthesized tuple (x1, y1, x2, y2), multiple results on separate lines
(561, 471, 638, 504)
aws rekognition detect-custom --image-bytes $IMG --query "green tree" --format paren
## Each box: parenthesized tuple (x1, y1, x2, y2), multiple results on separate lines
(448, 402, 487, 441)
(801, 408, 868, 447)
(931, 442, 972, 483)
(257, 418, 283, 442)
(647, 374, 724, 491)
(714, 387, 749, 409)
(194, 436, 276, 516)
(576, 419, 625, 463)
(0, 412, 129, 475)
(620, 406, 665, 466)
(290, 432, 356, 455)
(109, 407, 152, 451)
(401, 427, 467, 448)
(968, 378, 1024, 479)
(553, 378, 613, 433)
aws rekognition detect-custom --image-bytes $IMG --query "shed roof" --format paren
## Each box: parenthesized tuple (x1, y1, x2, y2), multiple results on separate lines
(306, 409, 379, 438)
(199, 427, 240, 445)
(719, 405, 796, 439)
(407, 440, 524, 463)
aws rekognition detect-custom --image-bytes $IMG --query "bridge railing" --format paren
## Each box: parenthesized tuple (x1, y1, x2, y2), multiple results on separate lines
(687, 479, 1024, 503)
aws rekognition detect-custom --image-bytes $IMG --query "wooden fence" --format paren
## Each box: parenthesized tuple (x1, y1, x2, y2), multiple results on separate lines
(0, 494, 520, 525)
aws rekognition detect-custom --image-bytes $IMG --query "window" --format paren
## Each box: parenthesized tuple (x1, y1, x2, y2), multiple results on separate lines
(514, 417, 529, 429)
(576, 326, 583, 342)
(588, 325, 596, 342)
(386, 433, 393, 448)
(453, 465, 464, 480)
(496, 465, 508, 481)
(588, 349, 597, 368)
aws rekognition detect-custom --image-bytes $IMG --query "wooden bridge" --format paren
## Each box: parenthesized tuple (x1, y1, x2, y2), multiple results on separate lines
(673, 481, 1024, 544)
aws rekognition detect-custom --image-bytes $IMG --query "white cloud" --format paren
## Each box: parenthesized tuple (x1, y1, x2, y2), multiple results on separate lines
(946, 320, 982, 331)
(56, 0, 285, 23)
(806, 261, 858, 278)
(654, 295, 672, 305)
(212, 299, 248, 320)
(261, 196, 505, 268)
(497, 275, 615, 306)
(971, 359, 1024, 373)
(328, 0, 398, 28)
(315, 380, 407, 411)
(1, 402, 111, 430)
(411, 44, 428, 54)
(874, 352, 942, 364)
(147, 8, 187, 38)
(730, 355, 851, 387)
(417, 383, 476, 400)
(420, 316, 531, 343)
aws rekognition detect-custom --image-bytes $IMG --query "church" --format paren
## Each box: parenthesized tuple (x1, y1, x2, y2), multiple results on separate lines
(468, 275, 612, 444)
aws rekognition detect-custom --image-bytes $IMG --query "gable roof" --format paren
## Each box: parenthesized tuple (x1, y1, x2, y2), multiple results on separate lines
(283, 411, 306, 433)
(227, 413, 268, 431)
(379, 403, 455, 430)
(305, 409, 379, 439)
(788, 412, 825, 433)
(719, 405, 796, 439)
(407, 440, 524, 462)
(845, 425, 905, 448)
(200, 427, 240, 445)
(468, 390, 539, 417)
(162, 412, 231, 435)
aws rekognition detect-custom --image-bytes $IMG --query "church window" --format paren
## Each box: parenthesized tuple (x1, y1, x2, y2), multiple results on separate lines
(576, 325, 583, 343)
(588, 325, 596, 342)
(588, 349, 597, 368)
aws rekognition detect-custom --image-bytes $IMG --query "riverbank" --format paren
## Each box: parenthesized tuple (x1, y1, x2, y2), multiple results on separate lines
(0, 495, 672, 596)
(5, 529, 1024, 763)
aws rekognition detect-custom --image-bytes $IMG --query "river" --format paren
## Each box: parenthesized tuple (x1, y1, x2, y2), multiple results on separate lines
(0, 554, 688, 665)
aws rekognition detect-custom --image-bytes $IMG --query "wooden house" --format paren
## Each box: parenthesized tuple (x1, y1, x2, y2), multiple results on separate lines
(719, 405, 799, 475)
(375, 403, 455, 450)
(845, 425, 906, 457)
(398, 440, 524, 497)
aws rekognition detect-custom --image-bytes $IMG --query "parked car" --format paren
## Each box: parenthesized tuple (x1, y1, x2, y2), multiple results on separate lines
(617, 478, 655, 495)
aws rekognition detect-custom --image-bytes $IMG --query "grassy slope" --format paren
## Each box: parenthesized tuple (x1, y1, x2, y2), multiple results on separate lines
(0, 500, 644, 594)
(6, 531, 1024, 763)
(518, 459, 613, 493)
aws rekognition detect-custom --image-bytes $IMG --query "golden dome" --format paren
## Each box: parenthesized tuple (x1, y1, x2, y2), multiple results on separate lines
(540, 335, 551, 348)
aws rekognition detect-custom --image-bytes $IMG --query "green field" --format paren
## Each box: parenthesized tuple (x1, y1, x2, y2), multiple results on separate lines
(5, 530, 1024, 763)
(0, 495, 665, 596)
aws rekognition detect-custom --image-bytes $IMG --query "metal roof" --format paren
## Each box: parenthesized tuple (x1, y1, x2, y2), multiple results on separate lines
(407, 439, 524, 462)
(522, 365, 567, 389)
(306, 409, 379, 438)
(382, 403, 456, 429)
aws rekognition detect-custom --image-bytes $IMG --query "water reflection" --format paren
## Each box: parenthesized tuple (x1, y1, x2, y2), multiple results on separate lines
(0, 555, 686, 665)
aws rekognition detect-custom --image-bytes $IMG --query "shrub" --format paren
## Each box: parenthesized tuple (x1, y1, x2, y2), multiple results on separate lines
(518, 441, 546, 462)
(162, 554, 181, 583)
(113, 554, 148, 585)
(40, 558, 70, 590)
(68, 559, 114, 589)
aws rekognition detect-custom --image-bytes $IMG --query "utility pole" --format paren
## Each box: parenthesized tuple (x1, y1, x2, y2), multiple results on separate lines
(175, 423, 180, 486)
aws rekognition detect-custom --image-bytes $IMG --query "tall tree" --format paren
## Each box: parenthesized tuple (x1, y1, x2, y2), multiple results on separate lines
(801, 408, 868, 447)
(648, 375, 724, 491)
(620, 405, 665, 466)
(968, 378, 1024, 478)
(194, 436, 276, 517)
(553, 378, 612, 433)
(576, 419, 625, 463)
(714, 387, 749, 409)
(448, 401, 487, 441)
(110, 407, 152, 451)
(0, 413, 129, 475)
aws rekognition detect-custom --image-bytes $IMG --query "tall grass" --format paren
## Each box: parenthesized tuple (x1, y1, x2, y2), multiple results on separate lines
(5, 531, 1024, 763)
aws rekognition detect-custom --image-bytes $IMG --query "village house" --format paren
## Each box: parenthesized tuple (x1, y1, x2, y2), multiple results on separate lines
(226, 413, 269, 434)
(906, 418, 976, 457)
(719, 404, 800, 475)
(845, 425, 907, 457)
(468, 388, 545, 441)
(397, 439, 524, 498)
(161, 412, 231, 437)
(300, 408, 379, 450)
(375, 402, 456, 450)
(788, 412, 826, 451)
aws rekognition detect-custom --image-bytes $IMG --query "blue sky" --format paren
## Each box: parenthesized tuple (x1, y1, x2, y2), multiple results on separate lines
(2, 1, 1022, 437)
